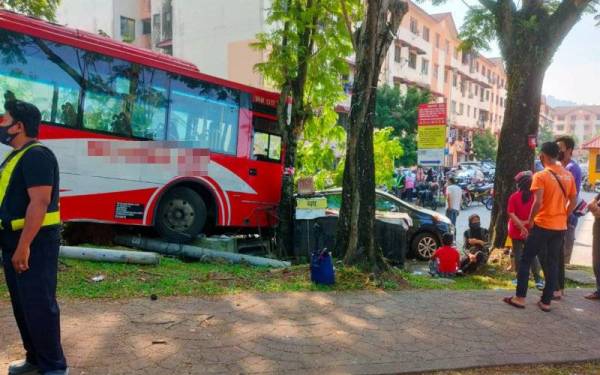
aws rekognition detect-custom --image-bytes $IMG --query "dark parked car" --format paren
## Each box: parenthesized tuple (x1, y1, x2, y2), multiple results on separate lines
(312, 188, 455, 260)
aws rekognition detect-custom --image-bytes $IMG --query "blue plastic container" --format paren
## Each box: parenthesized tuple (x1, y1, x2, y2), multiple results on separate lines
(310, 249, 335, 285)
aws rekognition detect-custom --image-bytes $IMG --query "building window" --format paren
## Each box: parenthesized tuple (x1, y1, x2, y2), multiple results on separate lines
(433, 63, 439, 78)
(557, 125, 565, 131)
(445, 40, 450, 54)
(435, 33, 440, 48)
(482, 66, 486, 76)
(142, 18, 151, 35)
(467, 105, 471, 117)
(459, 103, 464, 115)
(585, 115, 591, 120)
(475, 62, 479, 72)
(410, 18, 418, 34)
(421, 58, 429, 75)
(474, 108, 478, 119)
(451, 101, 457, 114)
(443, 69, 448, 83)
(454, 48, 459, 60)
(486, 91, 490, 100)
(571, 115, 577, 121)
(422, 26, 430, 42)
(597, 115, 600, 120)
(558, 115, 565, 121)
(408, 52, 417, 69)
(120, 16, 136, 42)
(394, 45, 402, 63)
(462, 51, 469, 65)
(452, 73, 457, 87)
(474, 85, 479, 95)
(596, 155, 600, 173)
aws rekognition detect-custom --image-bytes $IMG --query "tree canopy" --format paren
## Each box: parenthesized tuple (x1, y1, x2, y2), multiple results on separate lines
(374, 85, 431, 167)
(0, 0, 60, 21)
(472, 129, 498, 161)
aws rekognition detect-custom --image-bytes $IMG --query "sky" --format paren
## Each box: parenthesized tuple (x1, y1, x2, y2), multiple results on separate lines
(419, 1, 600, 106)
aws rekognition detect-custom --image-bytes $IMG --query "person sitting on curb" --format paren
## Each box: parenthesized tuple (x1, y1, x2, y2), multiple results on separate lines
(429, 232, 460, 278)
(460, 214, 490, 274)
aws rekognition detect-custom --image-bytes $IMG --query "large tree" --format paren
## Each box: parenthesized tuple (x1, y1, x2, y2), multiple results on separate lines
(254, 0, 358, 258)
(430, 0, 597, 247)
(0, 0, 60, 20)
(375, 85, 432, 166)
(336, 0, 408, 274)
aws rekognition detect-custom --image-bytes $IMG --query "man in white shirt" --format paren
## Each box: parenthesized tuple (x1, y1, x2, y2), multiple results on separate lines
(445, 177, 462, 226)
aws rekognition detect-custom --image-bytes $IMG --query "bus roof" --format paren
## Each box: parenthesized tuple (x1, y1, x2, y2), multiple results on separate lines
(0, 9, 279, 104)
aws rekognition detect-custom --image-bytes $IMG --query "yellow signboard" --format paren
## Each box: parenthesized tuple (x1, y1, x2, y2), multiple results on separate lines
(296, 197, 328, 210)
(418, 125, 446, 149)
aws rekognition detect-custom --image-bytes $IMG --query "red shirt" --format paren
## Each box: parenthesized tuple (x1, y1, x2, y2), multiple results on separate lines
(507, 191, 534, 240)
(432, 246, 460, 273)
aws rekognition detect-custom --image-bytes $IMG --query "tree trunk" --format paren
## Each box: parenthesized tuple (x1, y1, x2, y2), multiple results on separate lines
(490, 0, 591, 247)
(336, 0, 407, 274)
(275, 0, 317, 259)
(490, 61, 546, 247)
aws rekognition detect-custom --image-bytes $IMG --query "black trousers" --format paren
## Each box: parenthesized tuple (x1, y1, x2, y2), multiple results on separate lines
(516, 225, 565, 305)
(2, 228, 67, 373)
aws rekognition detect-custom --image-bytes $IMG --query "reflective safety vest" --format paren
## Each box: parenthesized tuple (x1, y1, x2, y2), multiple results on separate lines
(0, 142, 60, 231)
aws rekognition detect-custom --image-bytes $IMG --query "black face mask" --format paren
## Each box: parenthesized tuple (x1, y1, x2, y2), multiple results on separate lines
(0, 121, 18, 146)
(469, 222, 481, 231)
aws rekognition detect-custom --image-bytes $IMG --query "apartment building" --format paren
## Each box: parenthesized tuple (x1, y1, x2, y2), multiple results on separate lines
(539, 95, 555, 130)
(377, 3, 507, 165)
(56, 0, 152, 49)
(553, 106, 600, 150)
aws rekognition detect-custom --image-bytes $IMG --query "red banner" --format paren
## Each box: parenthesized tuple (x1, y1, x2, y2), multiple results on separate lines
(418, 103, 447, 126)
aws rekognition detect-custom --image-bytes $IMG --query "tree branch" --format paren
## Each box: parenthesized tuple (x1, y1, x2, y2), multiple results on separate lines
(544, 0, 593, 55)
(479, 0, 516, 57)
(340, 0, 357, 51)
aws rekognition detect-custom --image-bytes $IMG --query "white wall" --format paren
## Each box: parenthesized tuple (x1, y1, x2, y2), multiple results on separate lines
(171, 0, 268, 79)
(56, 0, 115, 37)
(113, 0, 146, 45)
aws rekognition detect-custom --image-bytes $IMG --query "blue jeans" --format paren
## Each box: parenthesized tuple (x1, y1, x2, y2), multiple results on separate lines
(516, 225, 565, 305)
(446, 209, 459, 226)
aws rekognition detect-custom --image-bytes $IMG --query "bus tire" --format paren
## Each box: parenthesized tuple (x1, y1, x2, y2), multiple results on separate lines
(155, 187, 207, 243)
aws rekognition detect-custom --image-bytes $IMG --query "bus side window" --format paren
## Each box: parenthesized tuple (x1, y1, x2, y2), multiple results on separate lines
(0, 32, 81, 127)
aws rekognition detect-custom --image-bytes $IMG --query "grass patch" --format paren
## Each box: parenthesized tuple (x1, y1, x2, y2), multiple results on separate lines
(0, 249, 594, 299)
(426, 360, 600, 374)
(0, 256, 409, 300)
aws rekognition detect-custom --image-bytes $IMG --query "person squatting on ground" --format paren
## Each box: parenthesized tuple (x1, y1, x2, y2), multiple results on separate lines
(507, 171, 544, 290)
(429, 232, 460, 278)
(504, 142, 577, 313)
(1, 100, 68, 375)
(555, 136, 582, 299)
(460, 214, 489, 274)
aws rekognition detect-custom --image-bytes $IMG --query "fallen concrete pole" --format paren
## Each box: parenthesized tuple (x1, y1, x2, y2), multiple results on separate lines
(114, 236, 290, 268)
(59, 246, 160, 265)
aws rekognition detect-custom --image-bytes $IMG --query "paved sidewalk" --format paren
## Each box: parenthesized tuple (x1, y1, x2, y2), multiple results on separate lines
(2, 290, 600, 375)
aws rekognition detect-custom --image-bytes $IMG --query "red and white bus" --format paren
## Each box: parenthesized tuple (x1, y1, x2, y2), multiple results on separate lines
(0, 10, 284, 242)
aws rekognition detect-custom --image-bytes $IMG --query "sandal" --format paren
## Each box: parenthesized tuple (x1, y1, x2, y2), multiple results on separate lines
(537, 301, 551, 312)
(503, 296, 525, 309)
(584, 292, 600, 300)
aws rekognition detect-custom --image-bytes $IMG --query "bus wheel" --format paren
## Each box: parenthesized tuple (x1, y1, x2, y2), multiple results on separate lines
(156, 187, 207, 243)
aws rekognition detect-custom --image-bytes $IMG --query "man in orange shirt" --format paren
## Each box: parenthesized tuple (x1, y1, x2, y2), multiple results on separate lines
(504, 142, 577, 312)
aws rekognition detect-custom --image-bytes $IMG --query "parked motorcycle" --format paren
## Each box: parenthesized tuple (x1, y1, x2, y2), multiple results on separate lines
(460, 182, 493, 210)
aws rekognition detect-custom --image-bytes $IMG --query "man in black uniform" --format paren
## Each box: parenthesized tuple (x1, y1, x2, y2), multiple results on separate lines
(1, 100, 67, 375)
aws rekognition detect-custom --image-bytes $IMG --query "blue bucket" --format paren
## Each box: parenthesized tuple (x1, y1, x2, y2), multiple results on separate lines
(310, 249, 335, 285)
